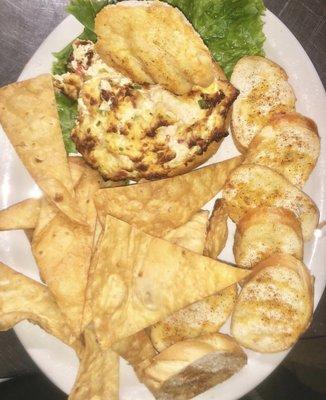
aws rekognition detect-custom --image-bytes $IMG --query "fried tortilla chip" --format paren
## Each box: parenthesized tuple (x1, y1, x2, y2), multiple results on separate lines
(69, 326, 119, 400)
(204, 199, 229, 259)
(113, 330, 157, 366)
(95, 1, 218, 95)
(0, 261, 76, 348)
(0, 199, 40, 231)
(32, 171, 101, 335)
(94, 156, 242, 237)
(0, 75, 84, 225)
(150, 206, 236, 352)
(163, 210, 209, 254)
(32, 197, 57, 239)
(90, 215, 249, 348)
(0, 157, 99, 235)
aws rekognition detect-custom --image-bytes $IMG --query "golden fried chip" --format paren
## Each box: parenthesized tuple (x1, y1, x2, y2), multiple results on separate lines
(113, 330, 157, 366)
(81, 220, 103, 330)
(33, 197, 57, 239)
(163, 210, 209, 254)
(32, 171, 101, 335)
(0, 261, 76, 347)
(94, 156, 242, 237)
(69, 326, 119, 400)
(95, 1, 218, 95)
(204, 199, 229, 259)
(0, 75, 84, 225)
(0, 199, 40, 231)
(90, 215, 249, 348)
(150, 206, 236, 352)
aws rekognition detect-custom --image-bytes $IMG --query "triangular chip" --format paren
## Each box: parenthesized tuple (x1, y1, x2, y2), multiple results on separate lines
(113, 330, 157, 366)
(163, 210, 209, 254)
(94, 156, 242, 236)
(91, 215, 249, 348)
(0, 199, 40, 231)
(0, 75, 84, 225)
(69, 326, 119, 400)
(0, 262, 76, 349)
(32, 170, 101, 335)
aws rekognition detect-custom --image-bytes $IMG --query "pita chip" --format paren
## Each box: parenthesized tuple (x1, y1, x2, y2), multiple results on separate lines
(0, 199, 40, 231)
(163, 210, 209, 254)
(0, 75, 84, 225)
(91, 215, 249, 348)
(0, 262, 76, 348)
(69, 326, 119, 400)
(32, 171, 101, 335)
(94, 156, 242, 236)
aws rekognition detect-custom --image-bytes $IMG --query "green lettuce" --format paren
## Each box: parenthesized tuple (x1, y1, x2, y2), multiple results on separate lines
(167, 0, 266, 78)
(55, 92, 78, 153)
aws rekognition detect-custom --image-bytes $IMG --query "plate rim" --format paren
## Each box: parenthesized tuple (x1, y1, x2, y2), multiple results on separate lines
(0, 7, 323, 400)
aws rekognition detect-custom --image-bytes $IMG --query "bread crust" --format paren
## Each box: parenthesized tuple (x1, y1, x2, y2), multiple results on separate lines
(137, 332, 247, 399)
(230, 56, 296, 152)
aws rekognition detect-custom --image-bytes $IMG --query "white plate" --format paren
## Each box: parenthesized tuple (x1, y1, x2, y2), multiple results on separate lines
(0, 9, 325, 400)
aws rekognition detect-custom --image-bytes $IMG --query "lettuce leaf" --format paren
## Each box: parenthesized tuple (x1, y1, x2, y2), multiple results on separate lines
(55, 92, 78, 153)
(167, 0, 266, 78)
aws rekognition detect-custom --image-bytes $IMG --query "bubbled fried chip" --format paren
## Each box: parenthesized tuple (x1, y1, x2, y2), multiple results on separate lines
(90, 215, 249, 349)
(204, 199, 229, 259)
(0, 261, 76, 348)
(113, 330, 157, 366)
(32, 170, 101, 335)
(94, 156, 242, 237)
(95, 1, 218, 95)
(0, 75, 84, 225)
(0, 199, 40, 231)
(69, 326, 119, 400)
(163, 210, 209, 254)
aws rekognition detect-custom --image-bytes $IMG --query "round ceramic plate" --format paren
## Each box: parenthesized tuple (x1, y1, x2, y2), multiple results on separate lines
(0, 9, 325, 400)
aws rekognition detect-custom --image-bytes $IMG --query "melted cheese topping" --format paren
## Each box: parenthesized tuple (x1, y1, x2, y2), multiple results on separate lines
(55, 40, 235, 180)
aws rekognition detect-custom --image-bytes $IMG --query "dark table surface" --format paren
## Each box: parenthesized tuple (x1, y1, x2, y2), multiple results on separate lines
(0, 0, 325, 399)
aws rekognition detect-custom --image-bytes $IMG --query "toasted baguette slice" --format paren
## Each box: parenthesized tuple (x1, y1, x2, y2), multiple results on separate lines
(230, 56, 296, 152)
(244, 112, 320, 187)
(149, 285, 237, 352)
(231, 254, 313, 353)
(203, 199, 228, 259)
(234, 207, 303, 269)
(223, 164, 319, 241)
(137, 332, 246, 400)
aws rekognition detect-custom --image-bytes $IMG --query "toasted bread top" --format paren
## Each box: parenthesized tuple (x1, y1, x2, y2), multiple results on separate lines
(223, 164, 319, 241)
(244, 112, 320, 187)
(234, 207, 304, 269)
(230, 56, 296, 152)
(231, 253, 313, 352)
